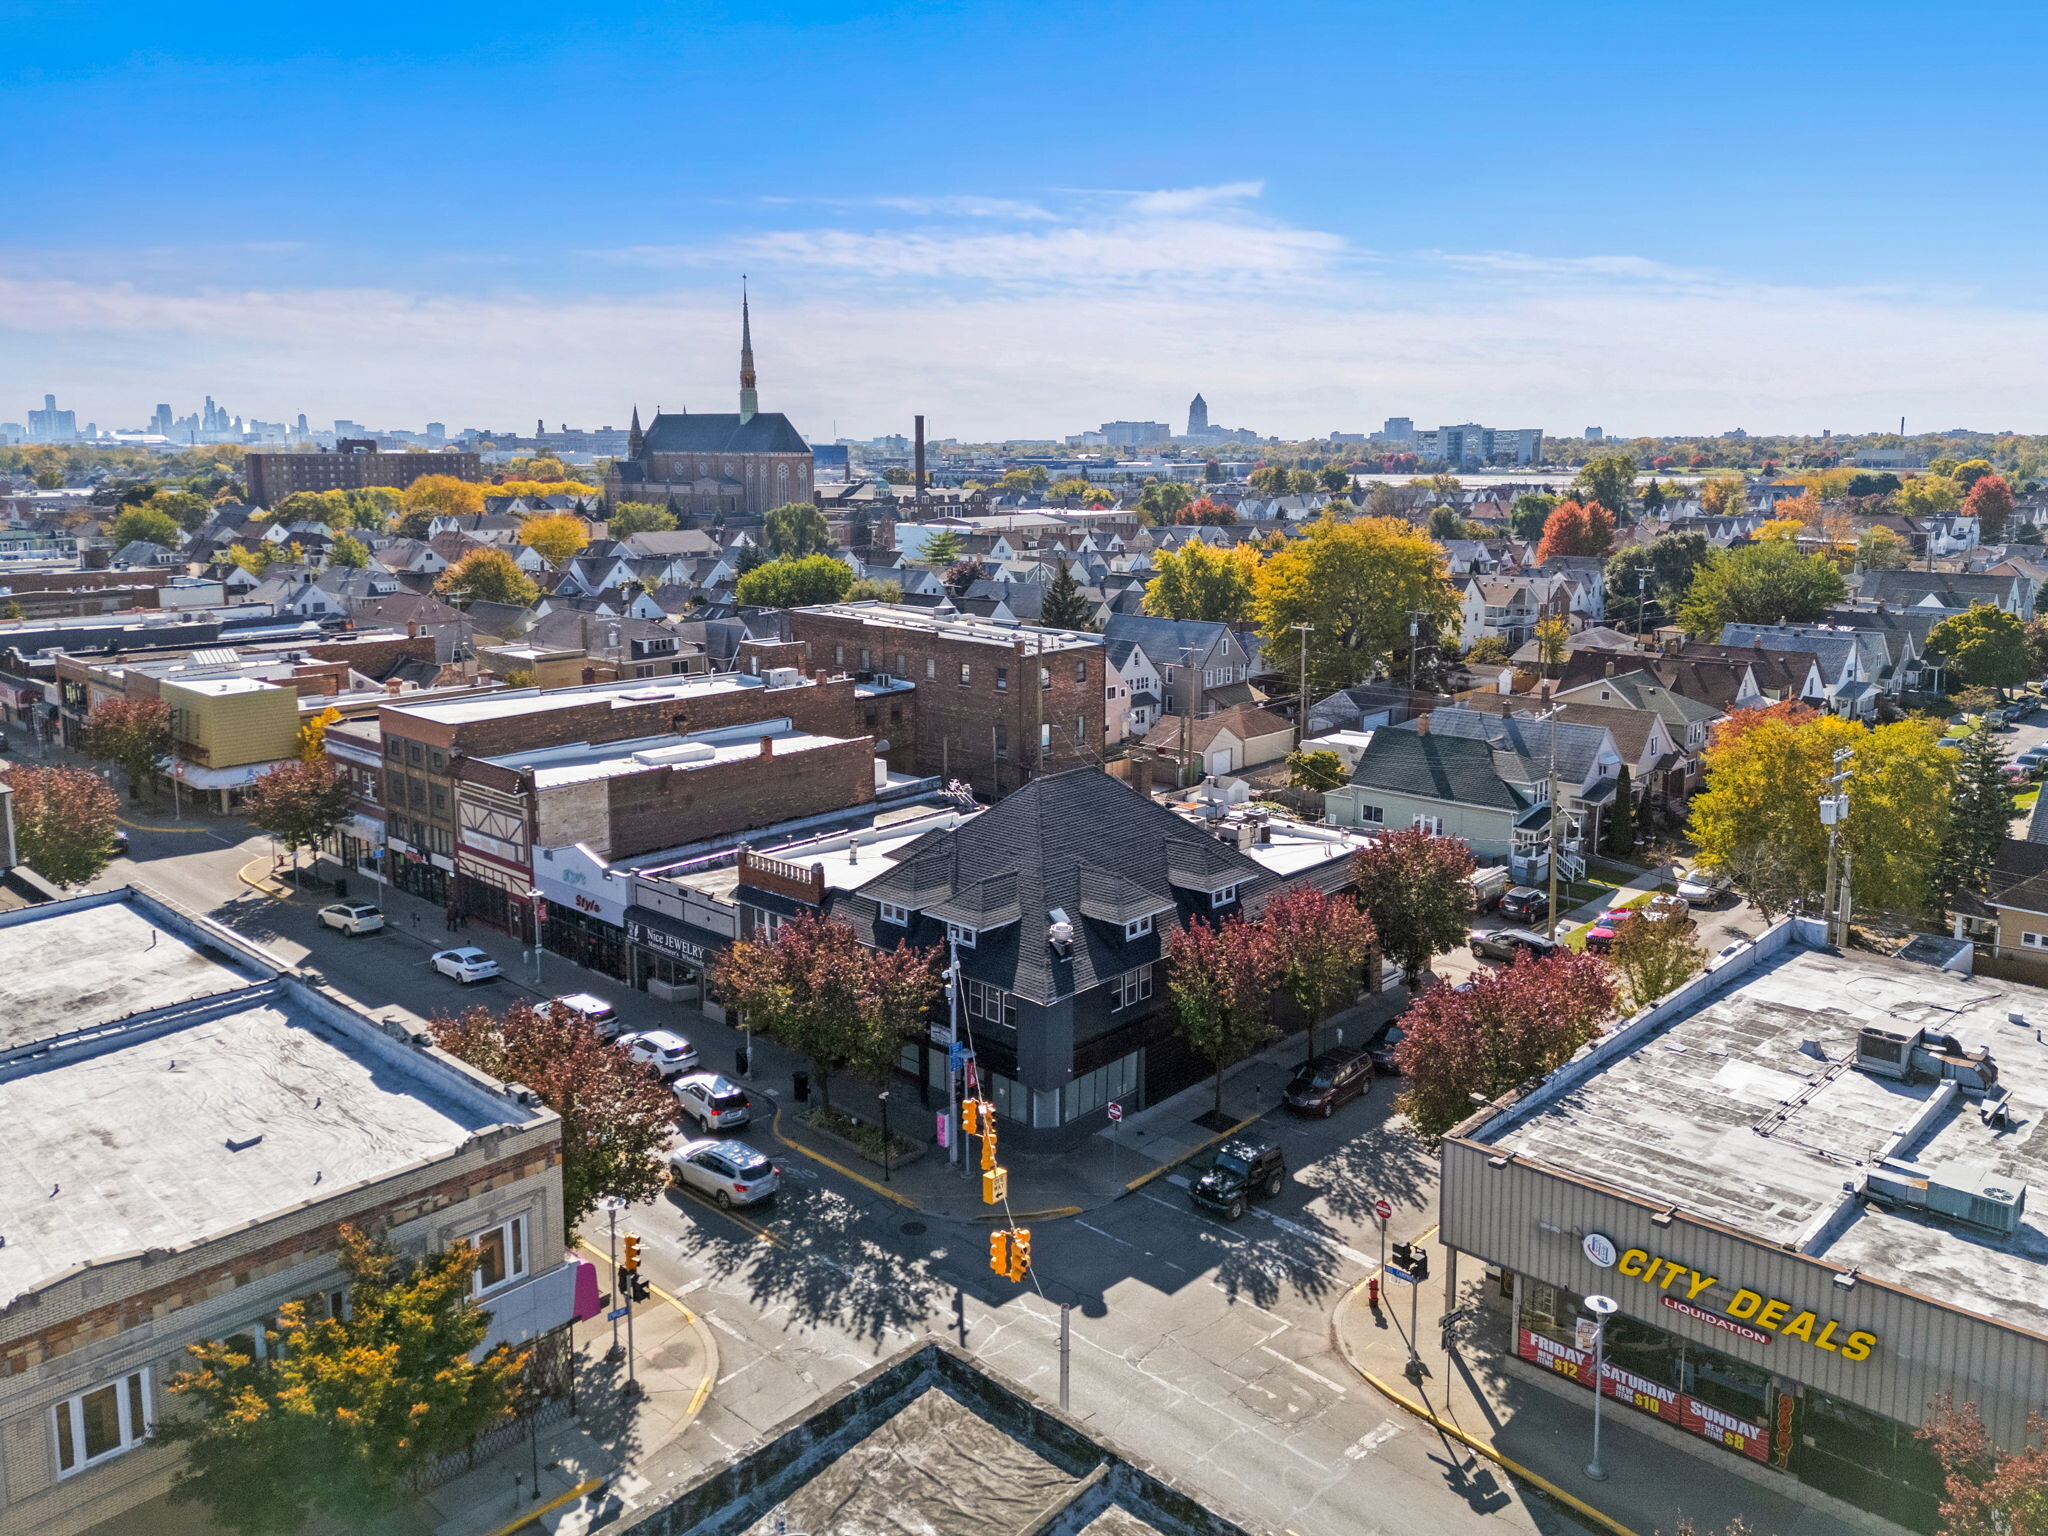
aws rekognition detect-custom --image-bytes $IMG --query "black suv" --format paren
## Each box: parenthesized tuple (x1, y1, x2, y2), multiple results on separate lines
(1499, 886, 1550, 921)
(1189, 1137, 1287, 1220)
(1283, 1046, 1373, 1118)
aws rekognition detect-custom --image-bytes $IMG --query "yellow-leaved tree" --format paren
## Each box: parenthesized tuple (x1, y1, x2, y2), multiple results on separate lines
(1142, 541, 1260, 623)
(400, 474, 486, 519)
(1253, 514, 1460, 694)
(518, 512, 590, 565)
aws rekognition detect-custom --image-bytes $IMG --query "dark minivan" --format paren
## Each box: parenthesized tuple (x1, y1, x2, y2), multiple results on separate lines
(1283, 1046, 1373, 1118)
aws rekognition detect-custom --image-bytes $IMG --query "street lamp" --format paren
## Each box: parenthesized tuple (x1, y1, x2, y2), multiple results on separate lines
(524, 888, 545, 985)
(1583, 1293, 1618, 1481)
(877, 1089, 892, 1182)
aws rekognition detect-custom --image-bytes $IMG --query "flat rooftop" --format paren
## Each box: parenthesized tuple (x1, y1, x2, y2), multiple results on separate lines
(478, 723, 850, 788)
(1478, 944, 2048, 1334)
(0, 890, 532, 1308)
(387, 669, 795, 727)
(798, 600, 1103, 654)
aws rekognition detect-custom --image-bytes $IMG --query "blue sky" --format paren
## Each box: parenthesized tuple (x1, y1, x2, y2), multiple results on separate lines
(8, 0, 2046, 439)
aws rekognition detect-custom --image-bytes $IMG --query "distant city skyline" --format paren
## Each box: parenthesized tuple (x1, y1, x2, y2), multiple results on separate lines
(9, 2, 2048, 437)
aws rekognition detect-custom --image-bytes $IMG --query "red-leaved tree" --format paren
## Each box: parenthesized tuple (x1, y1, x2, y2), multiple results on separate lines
(1263, 885, 1378, 1063)
(1967, 474, 2016, 544)
(1351, 829, 1476, 988)
(1534, 499, 1617, 562)
(244, 757, 354, 873)
(1176, 497, 1236, 526)
(81, 693, 172, 801)
(1395, 947, 1617, 1136)
(1919, 1393, 2048, 1536)
(6, 763, 121, 886)
(1167, 914, 1282, 1115)
(430, 999, 677, 1228)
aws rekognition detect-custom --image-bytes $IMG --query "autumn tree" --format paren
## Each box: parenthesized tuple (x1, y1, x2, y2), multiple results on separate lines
(1351, 829, 1476, 987)
(437, 547, 539, 608)
(297, 705, 340, 764)
(1608, 908, 1706, 1013)
(145, 487, 214, 530)
(328, 532, 369, 568)
(1143, 539, 1259, 623)
(1176, 496, 1235, 526)
(1039, 559, 1093, 628)
(1697, 474, 1749, 517)
(1466, 635, 1513, 666)
(82, 694, 172, 800)
(1896, 473, 1962, 518)
(430, 999, 677, 1226)
(1929, 603, 2032, 693)
(1573, 452, 1637, 515)
(399, 473, 485, 519)
(1286, 748, 1345, 792)
(1254, 515, 1460, 694)
(735, 553, 854, 608)
(244, 759, 353, 873)
(159, 1226, 525, 1535)
(1264, 885, 1377, 1064)
(1675, 541, 1848, 635)
(1533, 615, 1571, 676)
(110, 505, 182, 549)
(518, 511, 589, 565)
(1856, 525, 1911, 570)
(764, 501, 831, 559)
(1397, 948, 1617, 1137)
(1918, 1393, 2048, 1536)
(6, 764, 120, 885)
(1167, 914, 1281, 1115)
(1690, 709, 1955, 920)
(608, 500, 677, 536)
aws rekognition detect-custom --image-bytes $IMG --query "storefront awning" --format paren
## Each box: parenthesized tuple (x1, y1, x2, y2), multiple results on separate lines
(166, 758, 287, 791)
(625, 905, 730, 965)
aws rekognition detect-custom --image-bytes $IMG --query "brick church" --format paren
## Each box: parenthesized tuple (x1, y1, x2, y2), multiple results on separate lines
(604, 293, 816, 517)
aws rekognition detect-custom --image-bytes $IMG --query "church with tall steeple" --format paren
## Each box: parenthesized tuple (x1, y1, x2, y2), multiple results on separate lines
(605, 287, 814, 517)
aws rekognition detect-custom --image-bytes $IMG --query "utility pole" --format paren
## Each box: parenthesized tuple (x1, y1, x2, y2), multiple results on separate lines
(1821, 747, 1854, 946)
(1177, 645, 1196, 789)
(1291, 622, 1311, 748)
(1538, 704, 1564, 940)
(946, 934, 962, 1170)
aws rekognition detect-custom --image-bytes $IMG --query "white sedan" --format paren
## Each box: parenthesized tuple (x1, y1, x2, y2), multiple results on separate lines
(431, 946, 502, 984)
(667, 1137, 780, 1208)
(318, 902, 385, 936)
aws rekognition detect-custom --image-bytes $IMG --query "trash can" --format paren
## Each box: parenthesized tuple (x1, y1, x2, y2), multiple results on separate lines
(792, 1069, 810, 1103)
(735, 1045, 750, 1078)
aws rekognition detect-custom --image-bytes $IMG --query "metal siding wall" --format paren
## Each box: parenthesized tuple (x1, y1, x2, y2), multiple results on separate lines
(1440, 1142, 2048, 1447)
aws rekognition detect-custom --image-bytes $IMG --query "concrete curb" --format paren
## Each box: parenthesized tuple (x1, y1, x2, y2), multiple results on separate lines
(768, 1102, 917, 1209)
(1327, 1277, 1640, 1536)
(575, 1238, 720, 1429)
(236, 856, 292, 899)
(479, 1476, 607, 1536)
(1117, 1106, 1267, 1197)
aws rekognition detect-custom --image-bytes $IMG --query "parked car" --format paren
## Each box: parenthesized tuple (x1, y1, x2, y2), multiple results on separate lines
(1937, 737, 1965, 751)
(1583, 918, 1623, 954)
(1188, 1136, 1287, 1220)
(619, 1029, 699, 1079)
(431, 946, 501, 983)
(1676, 869, 1731, 907)
(538, 991, 619, 1034)
(1468, 866, 1511, 912)
(1470, 927, 1563, 962)
(1498, 886, 1551, 922)
(674, 1072, 753, 1131)
(1282, 1046, 1373, 1118)
(668, 1136, 780, 1208)
(1367, 1023, 1407, 1076)
(318, 901, 386, 936)
(1988, 716, 2018, 733)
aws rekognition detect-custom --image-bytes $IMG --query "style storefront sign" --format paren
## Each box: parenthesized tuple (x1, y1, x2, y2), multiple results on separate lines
(1587, 1238, 1878, 1362)
(1518, 1328, 1772, 1463)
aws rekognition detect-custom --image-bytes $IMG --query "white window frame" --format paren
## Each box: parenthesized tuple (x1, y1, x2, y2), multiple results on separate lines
(1357, 803, 1385, 825)
(948, 922, 978, 949)
(2021, 930, 2048, 950)
(469, 1213, 529, 1297)
(1123, 914, 1153, 941)
(878, 901, 910, 926)
(1209, 883, 1239, 909)
(1411, 815, 1443, 836)
(53, 1370, 152, 1479)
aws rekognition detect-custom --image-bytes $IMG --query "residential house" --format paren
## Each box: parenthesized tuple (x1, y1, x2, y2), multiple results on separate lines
(1103, 636, 1161, 745)
(1099, 614, 1262, 720)
(1718, 623, 1877, 717)
(1142, 703, 1295, 781)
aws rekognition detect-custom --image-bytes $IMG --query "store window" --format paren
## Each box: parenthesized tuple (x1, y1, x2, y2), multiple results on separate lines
(1060, 1050, 1141, 1122)
(53, 1371, 151, 1478)
(470, 1214, 528, 1295)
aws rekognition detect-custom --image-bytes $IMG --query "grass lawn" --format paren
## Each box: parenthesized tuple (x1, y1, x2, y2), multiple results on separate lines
(2017, 788, 2040, 813)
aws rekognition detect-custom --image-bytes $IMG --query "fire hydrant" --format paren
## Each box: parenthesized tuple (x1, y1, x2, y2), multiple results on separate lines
(1366, 1277, 1382, 1310)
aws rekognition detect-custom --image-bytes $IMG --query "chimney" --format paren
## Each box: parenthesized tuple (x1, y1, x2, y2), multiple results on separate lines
(322, 673, 340, 696)
(407, 620, 419, 639)
(1130, 751, 1154, 800)
(385, 678, 402, 696)
(759, 734, 775, 758)
(1415, 711, 1430, 736)
(1604, 659, 1616, 677)
(914, 415, 927, 509)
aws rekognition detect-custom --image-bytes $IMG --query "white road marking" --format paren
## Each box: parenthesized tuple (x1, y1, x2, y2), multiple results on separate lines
(673, 1276, 708, 1296)
(1164, 1176, 1377, 1269)
(1344, 1419, 1402, 1459)
(707, 1314, 750, 1342)
(1258, 1344, 1347, 1394)
(1076, 1219, 1135, 1248)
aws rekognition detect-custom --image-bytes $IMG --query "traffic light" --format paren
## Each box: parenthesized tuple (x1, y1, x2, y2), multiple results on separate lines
(982, 1166, 1008, 1205)
(1411, 1250, 1430, 1281)
(989, 1228, 1010, 1277)
(981, 1124, 999, 1171)
(962, 1099, 981, 1136)
(1390, 1240, 1415, 1271)
(1007, 1228, 1031, 1283)
(621, 1233, 641, 1273)
(629, 1272, 652, 1302)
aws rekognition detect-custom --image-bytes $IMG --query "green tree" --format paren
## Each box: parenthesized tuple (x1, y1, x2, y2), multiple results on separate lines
(1855, 525, 1911, 570)
(1286, 748, 1345, 791)
(1675, 541, 1848, 635)
(1574, 452, 1638, 514)
(244, 759, 353, 875)
(110, 505, 182, 549)
(1845, 471, 1902, 499)
(1895, 474, 1961, 518)
(1203, 458, 1224, 483)
(1606, 764, 1635, 856)
(608, 500, 678, 536)
(1928, 603, 2032, 693)
(918, 528, 966, 565)
(2, 599, 22, 620)
(735, 554, 855, 608)
(1143, 540, 1259, 623)
(1607, 908, 1705, 1013)
(1351, 828, 1476, 987)
(1318, 463, 1353, 494)
(1137, 479, 1194, 523)
(1167, 914, 1281, 1115)
(6, 765, 120, 886)
(1039, 559, 1093, 628)
(430, 999, 678, 1227)
(845, 576, 904, 603)
(1426, 504, 1467, 541)
(1509, 492, 1558, 542)
(328, 531, 369, 568)
(82, 694, 172, 801)
(1254, 515, 1460, 694)
(147, 488, 213, 530)
(159, 1226, 525, 1535)
(437, 548, 539, 608)
(1465, 635, 1513, 667)
(1936, 730, 2013, 914)
(764, 501, 831, 559)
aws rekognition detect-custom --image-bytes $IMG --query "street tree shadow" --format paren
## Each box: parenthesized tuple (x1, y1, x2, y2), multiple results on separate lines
(1297, 1088, 1437, 1221)
(1200, 1207, 1344, 1311)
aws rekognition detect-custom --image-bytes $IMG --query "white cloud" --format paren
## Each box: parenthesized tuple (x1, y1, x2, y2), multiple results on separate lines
(1124, 181, 1266, 216)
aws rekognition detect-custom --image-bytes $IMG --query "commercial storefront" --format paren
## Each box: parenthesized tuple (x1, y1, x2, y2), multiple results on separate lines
(533, 846, 632, 982)
(1442, 931, 2048, 1536)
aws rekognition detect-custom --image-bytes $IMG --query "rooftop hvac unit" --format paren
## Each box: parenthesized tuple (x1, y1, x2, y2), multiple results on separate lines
(1866, 1160, 2028, 1239)
(765, 666, 803, 688)
(1855, 1026, 1998, 1092)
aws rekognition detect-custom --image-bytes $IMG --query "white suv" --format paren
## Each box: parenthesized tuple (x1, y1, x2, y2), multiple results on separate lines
(318, 902, 385, 936)
(673, 1073, 752, 1132)
(618, 1029, 699, 1079)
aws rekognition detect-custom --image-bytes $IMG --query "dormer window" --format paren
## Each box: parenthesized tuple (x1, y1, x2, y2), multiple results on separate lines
(1209, 884, 1240, 909)
(1123, 915, 1153, 941)
(948, 922, 977, 949)
(878, 902, 910, 926)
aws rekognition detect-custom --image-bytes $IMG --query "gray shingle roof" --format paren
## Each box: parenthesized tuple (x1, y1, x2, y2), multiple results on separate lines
(1346, 728, 1528, 812)
(635, 412, 810, 456)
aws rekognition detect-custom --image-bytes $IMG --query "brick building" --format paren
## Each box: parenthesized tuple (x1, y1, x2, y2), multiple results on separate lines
(244, 441, 481, 508)
(787, 602, 1105, 799)
(0, 887, 570, 1536)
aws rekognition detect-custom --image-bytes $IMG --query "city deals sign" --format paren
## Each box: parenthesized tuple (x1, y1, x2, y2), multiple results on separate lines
(1599, 1240, 1878, 1361)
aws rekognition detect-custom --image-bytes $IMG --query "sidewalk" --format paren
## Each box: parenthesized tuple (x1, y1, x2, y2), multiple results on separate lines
(1331, 1271, 1867, 1536)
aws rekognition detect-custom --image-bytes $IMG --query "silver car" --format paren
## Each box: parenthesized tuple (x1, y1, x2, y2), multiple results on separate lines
(668, 1137, 780, 1208)
(673, 1073, 752, 1131)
